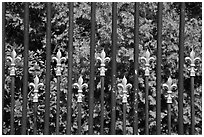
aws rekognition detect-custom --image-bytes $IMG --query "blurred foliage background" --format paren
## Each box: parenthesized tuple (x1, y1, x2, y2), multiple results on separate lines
(3, 2, 202, 135)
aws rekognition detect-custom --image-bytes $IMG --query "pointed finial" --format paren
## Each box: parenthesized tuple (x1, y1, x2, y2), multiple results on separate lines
(96, 49, 110, 76)
(73, 76, 88, 103)
(162, 77, 177, 104)
(29, 75, 44, 102)
(52, 49, 67, 76)
(117, 76, 132, 103)
(78, 75, 83, 86)
(190, 49, 195, 60)
(185, 48, 201, 76)
(145, 49, 150, 59)
(6, 49, 21, 76)
(140, 49, 155, 76)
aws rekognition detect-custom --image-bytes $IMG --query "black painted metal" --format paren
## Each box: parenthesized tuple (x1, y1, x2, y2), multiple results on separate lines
(145, 76, 149, 135)
(191, 76, 195, 134)
(56, 76, 60, 134)
(156, 2, 162, 135)
(178, 2, 185, 135)
(89, 2, 96, 135)
(22, 2, 29, 135)
(100, 76, 105, 134)
(123, 103, 126, 135)
(111, 2, 117, 135)
(33, 102, 37, 135)
(44, 2, 51, 135)
(67, 2, 74, 135)
(3, 2, 196, 135)
(167, 104, 171, 135)
(78, 103, 82, 135)
(2, 2, 5, 135)
(11, 76, 15, 134)
(133, 2, 139, 135)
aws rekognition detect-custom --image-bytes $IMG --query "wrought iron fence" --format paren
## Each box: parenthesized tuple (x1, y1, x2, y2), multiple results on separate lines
(2, 2, 202, 135)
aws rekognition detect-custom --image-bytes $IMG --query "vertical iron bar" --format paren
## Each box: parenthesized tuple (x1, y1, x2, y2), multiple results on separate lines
(145, 76, 149, 135)
(67, 2, 73, 135)
(89, 2, 96, 135)
(78, 103, 82, 135)
(111, 2, 117, 135)
(33, 103, 37, 135)
(123, 103, 126, 135)
(156, 2, 162, 135)
(167, 104, 171, 135)
(22, 2, 29, 135)
(44, 2, 51, 135)
(178, 2, 185, 135)
(2, 3, 6, 135)
(11, 77, 15, 134)
(191, 76, 195, 134)
(56, 76, 60, 134)
(133, 2, 139, 135)
(100, 76, 105, 134)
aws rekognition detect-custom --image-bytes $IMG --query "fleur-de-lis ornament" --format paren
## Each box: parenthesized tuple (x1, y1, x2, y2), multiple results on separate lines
(29, 75, 44, 103)
(6, 49, 21, 76)
(140, 49, 155, 76)
(162, 77, 177, 104)
(73, 76, 88, 103)
(185, 49, 201, 77)
(96, 49, 110, 76)
(117, 76, 132, 103)
(52, 49, 67, 76)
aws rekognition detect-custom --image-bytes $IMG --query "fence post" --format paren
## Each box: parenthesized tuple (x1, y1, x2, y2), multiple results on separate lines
(6, 49, 21, 134)
(185, 49, 201, 134)
(11, 69, 15, 135)
(97, 49, 110, 134)
(111, 2, 117, 135)
(133, 2, 139, 135)
(117, 76, 132, 135)
(140, 49, 155, 135)
(44, 2, 51, 135)
(29, 75, 44, 135)
(89, 2, 96, 135)
(156, 2, 162, 135)
(163, 77, 177, 135)
(73, 76, 88, 135)
(2, 3, 6, 134)
(178, 2, 185, 135)
(22, 2, 29, 134)
(67, 2, 74, 135)
(52, 49, 66, 134)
